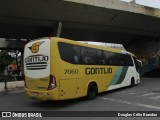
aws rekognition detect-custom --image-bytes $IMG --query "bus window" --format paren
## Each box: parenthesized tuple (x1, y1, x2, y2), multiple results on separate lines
(58, 42, 75, 63)
(73, 45, 81, 64)
(114, 53, 119, 66)
(119, 54, 125, 66)
(125, 55, 134, 66)
(103, 51, 111, 65)
(82, 47, 97, 65)
(97, 50, 105, 65)
(58, 42, 82, 64)
(108, 52, 118, 66)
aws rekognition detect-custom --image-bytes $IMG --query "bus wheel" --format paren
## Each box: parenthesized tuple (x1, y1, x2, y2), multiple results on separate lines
(130, 78, 135, 87)
(86, 83, 97, 100)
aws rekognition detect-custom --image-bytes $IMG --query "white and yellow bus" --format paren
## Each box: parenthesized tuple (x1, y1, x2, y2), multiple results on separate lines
(24, 37, 140, 101)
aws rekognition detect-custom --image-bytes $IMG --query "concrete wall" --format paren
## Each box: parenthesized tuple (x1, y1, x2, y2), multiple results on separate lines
(128, 37, 160, 75)
(0, 83, 5, 91)
(0, 38, 27, 49)
(65, 0, 160, 18)
(128, 38, 160, 64)
(0, 0, 160, 39)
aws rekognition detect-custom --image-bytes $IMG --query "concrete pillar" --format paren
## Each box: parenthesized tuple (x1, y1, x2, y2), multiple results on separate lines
(20, 49, 24, 76)
(56, 22, 63, 37)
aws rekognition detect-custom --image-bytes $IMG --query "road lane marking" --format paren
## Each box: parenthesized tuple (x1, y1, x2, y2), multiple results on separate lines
(114, 91, 136, 95)
(136, 96, 141, 97)
(142, 93, 156, 96)
(151, 95, 160, 100)
(100, 97, 160, 110)
(124, 92, 136, 95)
(113, 91, 127, 94)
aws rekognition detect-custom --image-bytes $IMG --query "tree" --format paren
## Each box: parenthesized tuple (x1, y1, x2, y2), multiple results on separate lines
(0, 50, 15, 75)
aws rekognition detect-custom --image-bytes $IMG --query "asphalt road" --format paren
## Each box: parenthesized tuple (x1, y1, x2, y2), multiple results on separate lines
(1, 78, 160, 119)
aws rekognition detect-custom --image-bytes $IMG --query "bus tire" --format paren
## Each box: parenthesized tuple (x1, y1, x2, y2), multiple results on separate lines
(86, 83, 97, 100)
(130, 77, 135, 87)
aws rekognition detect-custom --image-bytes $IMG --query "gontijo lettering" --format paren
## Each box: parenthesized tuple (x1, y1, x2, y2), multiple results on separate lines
(85, 67, 112, 75)
(25, 55, 49, 63)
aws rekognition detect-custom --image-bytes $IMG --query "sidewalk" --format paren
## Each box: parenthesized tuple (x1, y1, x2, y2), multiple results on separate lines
(0, 81, 24, 96)
(0, 87, 24, 96)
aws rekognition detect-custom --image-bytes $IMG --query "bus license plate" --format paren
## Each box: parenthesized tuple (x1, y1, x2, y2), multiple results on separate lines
(33, 92, 39, 96)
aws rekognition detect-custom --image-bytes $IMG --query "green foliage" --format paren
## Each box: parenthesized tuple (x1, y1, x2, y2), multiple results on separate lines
(0, 50, 15, 74)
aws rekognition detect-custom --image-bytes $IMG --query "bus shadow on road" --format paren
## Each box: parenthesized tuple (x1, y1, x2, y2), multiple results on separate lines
(30, 86, 136, 110)
(30, 97, 87, 110)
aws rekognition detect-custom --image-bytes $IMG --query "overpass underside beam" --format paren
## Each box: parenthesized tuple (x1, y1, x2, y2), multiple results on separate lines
(0, 39, 27, 50)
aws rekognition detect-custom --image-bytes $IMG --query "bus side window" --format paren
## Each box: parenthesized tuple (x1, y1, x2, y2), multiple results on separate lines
(126, 55, 134, 66)
(104, 52, 121, 66)
(103, 51, 111, 65)
(73, 45, 81, 64)
(113, 53, 119, 66)
(97, 50, 105, 65)
(82, 47, 87, 64)
(82, 47, 97, 65)
(119, 54, 133, 66)
(58, 42, 74, 63)
(58, 42, 82, 64)
(119, 54, 125, 66)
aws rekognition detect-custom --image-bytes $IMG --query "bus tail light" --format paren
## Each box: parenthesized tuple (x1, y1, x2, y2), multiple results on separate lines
(47, 75, 56, 90)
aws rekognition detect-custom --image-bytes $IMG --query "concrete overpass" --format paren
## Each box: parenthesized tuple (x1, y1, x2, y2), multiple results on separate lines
(0, 0, 160, 62)
(0, 38, 27, 50)
(0, 0, 160, 45)
(0, 0, 160, 75)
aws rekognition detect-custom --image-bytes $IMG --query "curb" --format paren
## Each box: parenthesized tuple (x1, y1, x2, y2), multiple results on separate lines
(0, 89, 24, 96)
(0, 81, 24, 96)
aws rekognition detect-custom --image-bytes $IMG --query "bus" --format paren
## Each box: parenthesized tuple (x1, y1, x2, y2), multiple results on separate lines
(24, 37, 140, 101)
